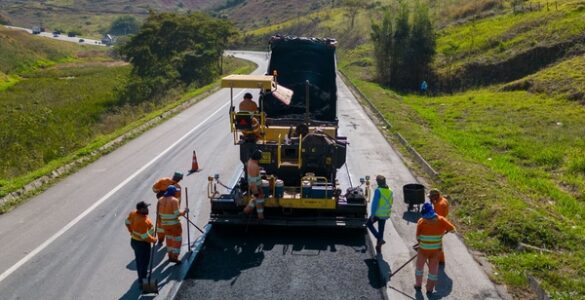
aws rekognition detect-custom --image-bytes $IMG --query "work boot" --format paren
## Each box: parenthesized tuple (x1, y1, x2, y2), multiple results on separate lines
(375, 239, 384, 253)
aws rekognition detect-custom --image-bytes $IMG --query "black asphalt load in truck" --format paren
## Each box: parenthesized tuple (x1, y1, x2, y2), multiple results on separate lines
(208, 36, 369, 228)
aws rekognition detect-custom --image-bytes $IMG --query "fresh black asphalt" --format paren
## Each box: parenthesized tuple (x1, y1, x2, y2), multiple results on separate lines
(176, 226, 386, 300)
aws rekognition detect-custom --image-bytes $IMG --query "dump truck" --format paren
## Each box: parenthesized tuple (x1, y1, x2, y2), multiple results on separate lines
(208, 35, 369, 228)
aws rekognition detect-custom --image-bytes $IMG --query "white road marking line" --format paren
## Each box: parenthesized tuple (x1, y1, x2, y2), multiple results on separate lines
(0, 91, 243, 284)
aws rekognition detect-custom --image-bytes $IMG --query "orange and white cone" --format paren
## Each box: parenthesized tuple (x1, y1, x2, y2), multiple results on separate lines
(190, 150, 199, 172)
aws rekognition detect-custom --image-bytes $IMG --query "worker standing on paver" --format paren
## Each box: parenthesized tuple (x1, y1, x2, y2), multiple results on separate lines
(366, 175, 393, 253)
(152, 172, 183, 243)
(415, 202, 455, 295)
(125, 201, 157, 287)
(158, 185, 188, 263)
(243, 150, 265, 219)
(429, 188, 450, 265)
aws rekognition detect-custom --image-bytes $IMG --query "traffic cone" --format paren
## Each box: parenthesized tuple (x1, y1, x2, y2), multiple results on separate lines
(190, 150, 199, 173)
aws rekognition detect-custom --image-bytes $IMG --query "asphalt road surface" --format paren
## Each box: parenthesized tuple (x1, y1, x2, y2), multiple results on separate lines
(176, 227, 385, 300)
(0, 51, 505, 300)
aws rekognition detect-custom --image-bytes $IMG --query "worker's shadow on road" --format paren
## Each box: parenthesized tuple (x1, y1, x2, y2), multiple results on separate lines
(118, 244, 174, 300)
(364, 256, 388, 289)
(431, 265, 453, 299)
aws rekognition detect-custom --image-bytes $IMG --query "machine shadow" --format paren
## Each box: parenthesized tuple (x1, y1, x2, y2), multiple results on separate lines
(184, 226, 376, 283)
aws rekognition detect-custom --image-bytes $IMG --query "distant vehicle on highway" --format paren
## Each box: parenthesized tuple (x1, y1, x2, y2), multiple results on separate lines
(52, 31, 60, 37)
(32, 26, 41, 34)
(79, 39, 85, 43)
(68, 32, 76, 37)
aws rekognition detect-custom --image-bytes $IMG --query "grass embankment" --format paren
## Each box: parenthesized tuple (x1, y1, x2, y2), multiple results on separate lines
(0, 26, 255, 211)
(337, 2, 585, 298)
(343, 74, 585, 298)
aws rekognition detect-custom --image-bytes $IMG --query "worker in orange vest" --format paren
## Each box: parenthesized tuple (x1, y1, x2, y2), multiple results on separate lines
(125, 201, 157, 286)
(415, 202, 455, 295)
(429, 189, 449, 265)
(152, 172, 183, 243)
(158, 185, 188, 263)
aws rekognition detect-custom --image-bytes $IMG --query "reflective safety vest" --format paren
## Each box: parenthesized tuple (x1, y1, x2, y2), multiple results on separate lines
(125, 211, 157, 243)
(242, 117, 261, 137)
(158, 196, 182, 226)
(152, 177, 182, 199)
(416, 215, 455, 252)
(375, 187, 393, 218)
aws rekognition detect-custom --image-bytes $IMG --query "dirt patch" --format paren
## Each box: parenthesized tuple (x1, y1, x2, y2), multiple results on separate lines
(438, 36, 585, 92)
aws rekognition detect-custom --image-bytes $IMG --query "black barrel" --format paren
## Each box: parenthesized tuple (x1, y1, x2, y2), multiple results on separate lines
(403, 184, 425, 205)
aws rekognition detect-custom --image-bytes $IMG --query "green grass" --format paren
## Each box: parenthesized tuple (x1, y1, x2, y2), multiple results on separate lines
(0, 56, 255, 211)
(0, 63, 131, 180)
(435, 5, 585, 74)
(340, 66, 585, 297)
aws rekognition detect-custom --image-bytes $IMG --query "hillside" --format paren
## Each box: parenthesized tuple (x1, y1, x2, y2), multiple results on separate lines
(0, 0, 223, 38)
(242, 0, 585, 298)
(212, 0, 334, 29)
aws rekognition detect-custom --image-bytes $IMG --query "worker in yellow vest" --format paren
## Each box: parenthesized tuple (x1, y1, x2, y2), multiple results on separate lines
(125, 201, 157, 287)
(367, 175, 393, 253)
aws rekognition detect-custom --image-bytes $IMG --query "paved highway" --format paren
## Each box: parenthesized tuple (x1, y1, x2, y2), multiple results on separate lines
(0, 51, 506, 300)
(3, 25, 105, 46)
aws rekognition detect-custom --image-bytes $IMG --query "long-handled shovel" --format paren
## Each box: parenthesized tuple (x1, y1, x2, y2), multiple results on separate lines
(388, 253, 418, 279)
(185, 187, 191, 253)
(184, 216, 206, 235)
(142, 203, 160, 294)
(388, 244, 420, 280)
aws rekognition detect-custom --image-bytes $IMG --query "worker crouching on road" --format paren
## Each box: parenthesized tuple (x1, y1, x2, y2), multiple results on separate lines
(367, 175, 393, 253)
(125, 201, 157, 286)
(152, 172, 183, 244)
(415, 203, 455, 295)
(243, 150, 265, 219)
(158, 185, 189, 263)
(429, 188, 450, 265)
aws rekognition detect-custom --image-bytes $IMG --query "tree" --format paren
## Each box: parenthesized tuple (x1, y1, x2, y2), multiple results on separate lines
(341, 0, 365, 30)
(407, 1, 436, 89)
(370, 0, 436, 90)
(108, 16, 140, 36)
(371, 10, 393, 85)
(119, 11, 237, 103)
(391, 0, 410, 87)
